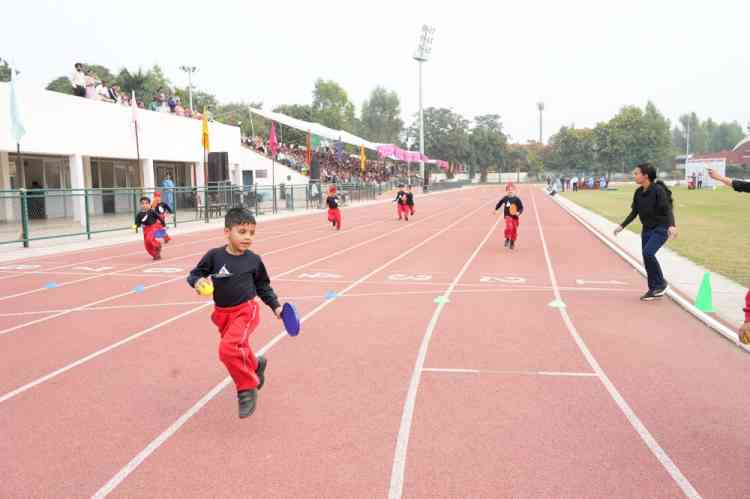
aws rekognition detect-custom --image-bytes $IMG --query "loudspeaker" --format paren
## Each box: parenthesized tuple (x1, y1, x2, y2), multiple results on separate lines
(309, 152, 320, 181)
(208, 152, 229, 182)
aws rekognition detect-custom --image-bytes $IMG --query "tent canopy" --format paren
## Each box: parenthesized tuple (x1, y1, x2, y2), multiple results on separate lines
(248, 106, 448, 170)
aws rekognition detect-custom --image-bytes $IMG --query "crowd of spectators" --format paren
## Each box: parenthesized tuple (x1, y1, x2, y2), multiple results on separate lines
(69, 63, 206, 120)
(243, 135, 401, 184)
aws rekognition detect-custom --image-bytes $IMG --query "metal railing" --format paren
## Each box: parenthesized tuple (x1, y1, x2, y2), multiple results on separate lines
(0, 181, 397, 247)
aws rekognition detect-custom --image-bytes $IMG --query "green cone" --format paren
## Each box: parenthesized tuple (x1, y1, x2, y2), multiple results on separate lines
(695, 272, 715, 313)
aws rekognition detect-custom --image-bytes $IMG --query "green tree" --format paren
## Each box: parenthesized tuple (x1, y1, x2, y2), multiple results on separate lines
(272, 104, 314, 146)
(45, 76, 74, 95)
(547, 126, 596, 173)
(174, 88, 217, 114)
(408, 108, 472, 176)
(84, 63, 115, 84)
(468, 114, 507, 182)
(115, 65, 171, 107)
(311, 79, 355, 132)
(213, 101, 264, 137)
(0, 58, 11, 82)
(359, 86, 403, 144)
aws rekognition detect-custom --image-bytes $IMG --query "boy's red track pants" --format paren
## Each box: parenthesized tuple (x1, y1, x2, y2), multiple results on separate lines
(142, 224, 162, 258)
(504, 216, 519, 241)
(211, 300, 261, 391)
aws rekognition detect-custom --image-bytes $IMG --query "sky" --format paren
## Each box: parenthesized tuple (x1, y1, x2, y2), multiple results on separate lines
(2, 0, 749, 144)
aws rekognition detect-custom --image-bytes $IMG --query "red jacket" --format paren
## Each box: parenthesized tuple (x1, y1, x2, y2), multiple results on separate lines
(745, 290, 750, 322)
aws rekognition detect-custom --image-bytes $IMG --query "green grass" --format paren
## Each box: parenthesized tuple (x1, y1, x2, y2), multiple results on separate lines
(562, 185, 750, 285)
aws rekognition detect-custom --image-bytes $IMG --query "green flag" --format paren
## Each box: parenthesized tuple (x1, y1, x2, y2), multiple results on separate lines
(9, 69, 26, 144)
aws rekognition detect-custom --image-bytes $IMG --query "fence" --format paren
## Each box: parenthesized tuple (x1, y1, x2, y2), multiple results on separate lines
(0, 181, 397, 248)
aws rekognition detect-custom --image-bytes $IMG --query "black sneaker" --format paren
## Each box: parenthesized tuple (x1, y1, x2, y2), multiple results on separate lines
(504, 239, 510, 248)
(255, 356, 267, 390)
(640, 290, 658, 301)
(653, 284, 669, 297)
(238, 389, 258, 419)
(509, 240, 515, 250)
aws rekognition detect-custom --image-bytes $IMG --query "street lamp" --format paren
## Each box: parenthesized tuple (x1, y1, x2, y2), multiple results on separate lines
(179, 65, 197, 112)
(537, 102, 544, 144)
(414, 24, 435, 191)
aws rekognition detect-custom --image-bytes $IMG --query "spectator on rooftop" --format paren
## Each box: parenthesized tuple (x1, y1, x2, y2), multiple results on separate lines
(70, 63, 86, 97)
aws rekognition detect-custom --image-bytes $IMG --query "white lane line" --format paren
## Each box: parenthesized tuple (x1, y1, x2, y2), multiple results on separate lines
(0, 305, 211, 405)
(388, 216, 500, 499)
(530, 189, 702, 499)
(91, 198, 494, 499)
(0, 199, 470, 404)
(0, 216, 394, 337)
(422, 368, 599, 377)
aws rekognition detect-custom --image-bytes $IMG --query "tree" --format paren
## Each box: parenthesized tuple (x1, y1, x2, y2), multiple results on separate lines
(311, 79, 355, 132)
(593, 103, 672, 173)
(408, 107, 472, 173)
(0, 58, 11, 82)
(115, 65, 171, 107)
(547, 126, 596, 173)
(468, 114, 507, 182)
(214, 101, 264, 138)
(272, 104, 314, 146)
(359, 86, 403, 144)
(45, 76, 74, 95)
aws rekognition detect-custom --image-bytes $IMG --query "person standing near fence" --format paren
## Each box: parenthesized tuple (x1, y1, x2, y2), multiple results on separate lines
(614, 163, 677, 301)
(161, 173, 175, 210)
(708, 169, 750, 343)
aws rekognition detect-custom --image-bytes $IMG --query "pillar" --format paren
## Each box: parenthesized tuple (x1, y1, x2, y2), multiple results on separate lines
(69, 154, 85, 224)
(141, 158, 155, 191)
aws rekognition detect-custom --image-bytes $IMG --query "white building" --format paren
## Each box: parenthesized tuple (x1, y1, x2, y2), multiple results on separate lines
(0, 81, 241, 222)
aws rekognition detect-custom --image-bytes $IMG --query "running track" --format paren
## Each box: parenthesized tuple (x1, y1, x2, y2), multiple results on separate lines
(1, 186, 747, 498)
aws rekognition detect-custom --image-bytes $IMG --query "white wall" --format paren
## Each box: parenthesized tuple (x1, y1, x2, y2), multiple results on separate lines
(0, 82, 241, 166)
(239, 148, 309, 186)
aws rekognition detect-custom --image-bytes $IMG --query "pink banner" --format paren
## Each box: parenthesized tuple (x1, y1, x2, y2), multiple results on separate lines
(376, 145, 427, 163)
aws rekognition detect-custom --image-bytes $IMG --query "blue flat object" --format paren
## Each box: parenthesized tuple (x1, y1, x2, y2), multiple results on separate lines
(281, 302, 300, 337)
(154, 229, 167, 238)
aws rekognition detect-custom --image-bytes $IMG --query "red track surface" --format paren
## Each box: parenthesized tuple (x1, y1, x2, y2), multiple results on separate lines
(1, 186, 748, 498)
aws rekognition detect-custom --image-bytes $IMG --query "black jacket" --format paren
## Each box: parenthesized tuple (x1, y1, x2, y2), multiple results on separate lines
(621, 183, 675, 230)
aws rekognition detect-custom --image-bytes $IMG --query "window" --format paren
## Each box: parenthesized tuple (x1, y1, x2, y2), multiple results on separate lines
(256, 169, 268, 178)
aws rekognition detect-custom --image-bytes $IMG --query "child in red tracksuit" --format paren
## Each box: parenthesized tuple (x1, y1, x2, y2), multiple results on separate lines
(406, 185, 415, 216)
(326, 186, 342, 230)
(495, 183, 524, 250)
(188, 207, 283, 419)
(134, 196, 164, 260)
(394, 185, 409, 221)
(151, 192, 173, 243)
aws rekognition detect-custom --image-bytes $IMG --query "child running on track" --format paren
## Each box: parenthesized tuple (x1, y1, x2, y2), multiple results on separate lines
(134, 196, 164, 260)
(406, 185, 415, 216)
(394, 184, 409, 221)
(151, 192, 173, 243)
(326, 185, 342, 230)
(495, 182, 524, 250)
(187, 207, 283, 419)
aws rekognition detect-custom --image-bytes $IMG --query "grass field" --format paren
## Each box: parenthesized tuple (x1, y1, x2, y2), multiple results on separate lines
(562, 185, 750, 285)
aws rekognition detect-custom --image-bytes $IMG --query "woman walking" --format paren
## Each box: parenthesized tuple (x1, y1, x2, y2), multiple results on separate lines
(614, 163, 678, 301)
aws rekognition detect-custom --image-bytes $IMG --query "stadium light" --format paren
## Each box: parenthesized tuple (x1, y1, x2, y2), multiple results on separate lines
(414, 25, 435, 190)
(179, 65, 197, 112)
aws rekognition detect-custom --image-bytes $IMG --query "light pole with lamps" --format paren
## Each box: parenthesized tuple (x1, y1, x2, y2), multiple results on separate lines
(179, 65, 197, 112)
(414, 25, 435, 191)
(537, 102, 544, 144)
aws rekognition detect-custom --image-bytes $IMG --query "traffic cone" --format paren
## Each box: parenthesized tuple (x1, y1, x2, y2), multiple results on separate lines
(694, 272, 715, 313)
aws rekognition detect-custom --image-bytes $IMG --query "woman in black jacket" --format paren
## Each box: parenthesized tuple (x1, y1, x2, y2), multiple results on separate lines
(614, 163, 678, 301)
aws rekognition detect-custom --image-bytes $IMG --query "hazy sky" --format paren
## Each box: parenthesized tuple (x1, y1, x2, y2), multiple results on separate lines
(3, 0, 749, 144)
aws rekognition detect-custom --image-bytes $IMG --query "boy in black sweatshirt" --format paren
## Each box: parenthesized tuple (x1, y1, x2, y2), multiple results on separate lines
(406, 185, 415, 216)
(134, 196, 164, 260)
(495, 183, 524, 250)
(187, 207, 283, 418)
